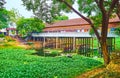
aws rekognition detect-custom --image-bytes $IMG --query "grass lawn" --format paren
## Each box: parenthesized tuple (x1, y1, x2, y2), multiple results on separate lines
(0, 47, 103, 78)
(115, 37, 120, 50)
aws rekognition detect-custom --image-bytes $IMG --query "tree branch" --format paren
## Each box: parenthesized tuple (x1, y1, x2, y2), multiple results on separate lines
(116, 2, 120, 19)
(60, 0, 101, 41)
(99, 0, 107, 14)
(95, 0, 99, 8)
(95, 0, 99, 4)
(108, 0, 119, 16)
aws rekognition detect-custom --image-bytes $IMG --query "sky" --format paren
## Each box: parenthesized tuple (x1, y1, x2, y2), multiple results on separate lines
(5, 0, 80, 19)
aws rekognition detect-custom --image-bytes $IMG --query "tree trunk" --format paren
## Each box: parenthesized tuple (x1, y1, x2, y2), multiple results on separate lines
(117, 2, 120, 19)
(100, 14, 110, 65)
(100, 39, 110, 65)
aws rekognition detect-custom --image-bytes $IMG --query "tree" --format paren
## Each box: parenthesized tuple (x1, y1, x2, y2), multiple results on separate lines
(16, 17, 45, 37)
(9, 9, 22, 23)
(0, 8, 19, 29)
(115, 27, 120, 35)
(0, 0, 5, 8)
(116, 1, 120, 19)
(53, 15, 69, 22)
(0, 9, 10, 29)
(0, 1, 20, 30)
(55, 0, 118, 65)
(21, 0, 118, 65)
(21, 0, 61, 23)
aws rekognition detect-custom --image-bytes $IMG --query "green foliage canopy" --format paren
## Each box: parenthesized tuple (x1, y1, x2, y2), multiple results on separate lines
(53, 15, 69, 22)
(0, 8, 18, 29)
(16, 17, 45, 36)
(0, 9, 10, 29)
(21, 0, 61, 23)
(8, 9, 22, 23)
(115, 26, 120, 35)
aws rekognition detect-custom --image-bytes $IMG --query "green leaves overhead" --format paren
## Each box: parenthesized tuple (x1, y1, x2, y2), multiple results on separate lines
(0, 9, 10, 29)
(0, 0, 6, 8)
(53, 15, 69, 22)
(22, 0, 60, 23)
(77, 0, 99, 17)
(53, 0, 75, 13)
(16, 17, 45, 36)
(21, 0, 75, 23)
(8, 9, 21, 23)
(22, 0, 40, 12)
(0, 8, 20, 29)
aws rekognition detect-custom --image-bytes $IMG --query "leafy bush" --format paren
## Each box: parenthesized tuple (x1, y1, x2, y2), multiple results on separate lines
(34, 49, 60, 57)
(33, 48, 44, 56)
(51, 51, 60, 56)
(25, 45, 33, 50)
(33, 42, 42, 51)
(4, 36, 15, 42)
(0, 33, 5, 38)
(33, 42, 44, 55)
(26, 42, 33, 45)
(25, 42, 34, 50)
(3, 43, 11, 47)
(44, 51, 60, 57)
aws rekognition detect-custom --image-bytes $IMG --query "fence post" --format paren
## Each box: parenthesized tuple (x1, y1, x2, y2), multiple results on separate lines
(43, 37, 45, 48)
(56, 37, 58, 49)
(73, 37, 76, 51)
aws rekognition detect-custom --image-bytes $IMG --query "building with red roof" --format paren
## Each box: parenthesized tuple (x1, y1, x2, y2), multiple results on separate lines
(0, 25, 17, 36)
(30, 16, 120, 53)
(43, 16, 120, 33)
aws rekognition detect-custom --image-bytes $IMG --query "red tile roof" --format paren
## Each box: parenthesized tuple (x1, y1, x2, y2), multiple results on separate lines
(109, 16, 120, 23)
(46, 18, 89, 27)
(46, 16, 120, 28)
(6, 28, 16, 30)
(44, 25, 91, 31)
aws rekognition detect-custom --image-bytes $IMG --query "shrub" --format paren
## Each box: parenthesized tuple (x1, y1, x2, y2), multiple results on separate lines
(25, 45, 33, 50)
(35, 48, 44, 55)
(4, 36, 15, 42)
(25, 42, 34, 50)
(46, 51, 60, 57)
(33, 42, 42, 51)
(26, 42, 33, 45)
(0, 33, 5, 38)
(32, 42, 44, 55)
(3, 43, 11, 47)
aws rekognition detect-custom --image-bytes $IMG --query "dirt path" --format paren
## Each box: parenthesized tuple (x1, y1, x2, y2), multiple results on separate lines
(76, 67, 105, 78)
